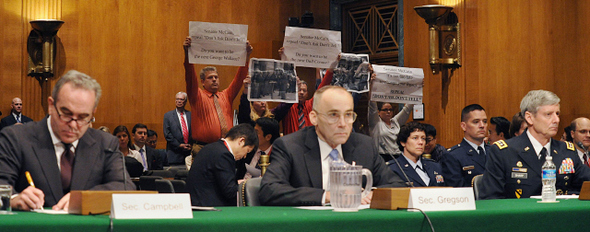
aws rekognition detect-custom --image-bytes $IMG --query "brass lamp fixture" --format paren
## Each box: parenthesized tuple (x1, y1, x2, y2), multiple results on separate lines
(27, 19, 64, 82)
(414, 5, 460, 74)
(259, 154, 270, 176)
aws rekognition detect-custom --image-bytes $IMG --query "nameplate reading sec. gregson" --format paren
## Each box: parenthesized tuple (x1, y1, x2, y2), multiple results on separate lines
(408, 187, 476, 212)
(111, 194, 193, 219)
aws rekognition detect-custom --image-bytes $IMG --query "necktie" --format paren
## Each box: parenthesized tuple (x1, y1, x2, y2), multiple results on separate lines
(298, 105, 305, 129)
(16, 115, 21, 123)
(329, 149, 339, 161)
(584, 153, 590, 168)
(139, 148, 148, 171)
(180, 111, 189, 143)
(253, 151, 265, 168)
(60, 143, 74, 193)
(539, 147, 548, 164)
(477, 146, 486, 156)
(415, 165, 430, 186)
(213, 94, 229, 136)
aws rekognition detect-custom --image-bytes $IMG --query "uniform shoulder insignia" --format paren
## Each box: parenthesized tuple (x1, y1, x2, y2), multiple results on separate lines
(493, 140, 508, 149)
(565, 141, 575, 151)
(447, 144, 460, 152)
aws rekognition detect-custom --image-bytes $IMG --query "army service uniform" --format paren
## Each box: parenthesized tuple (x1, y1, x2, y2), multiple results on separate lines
(480, 133, 590, 199)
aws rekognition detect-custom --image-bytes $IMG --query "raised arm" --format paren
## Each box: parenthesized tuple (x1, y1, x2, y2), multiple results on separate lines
(225, 41, 253, 100)
(184, 36, 200, 104)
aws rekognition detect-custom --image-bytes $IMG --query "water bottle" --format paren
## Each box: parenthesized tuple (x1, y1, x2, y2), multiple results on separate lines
(541, 156, 556, 202)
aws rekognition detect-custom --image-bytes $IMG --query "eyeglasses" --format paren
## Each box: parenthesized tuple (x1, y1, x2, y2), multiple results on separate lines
(315, 111, 357, 124)
(577, 130, 590, 135)
(54, 104, 95, 126)
(380, 108, 394, 112)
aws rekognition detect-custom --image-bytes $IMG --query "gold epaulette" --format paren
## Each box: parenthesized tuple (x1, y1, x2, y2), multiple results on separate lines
(494, 140, 508, 149)
(566, 141, 575, 151)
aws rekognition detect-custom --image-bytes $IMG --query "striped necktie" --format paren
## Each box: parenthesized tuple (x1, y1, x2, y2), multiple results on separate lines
(298, 105, 305, 129)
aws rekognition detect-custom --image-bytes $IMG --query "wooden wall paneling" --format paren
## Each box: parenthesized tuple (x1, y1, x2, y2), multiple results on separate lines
(1, 1, 24, 119)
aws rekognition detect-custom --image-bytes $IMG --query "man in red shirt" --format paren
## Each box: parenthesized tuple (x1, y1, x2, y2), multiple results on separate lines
(183, 36, 253, 166)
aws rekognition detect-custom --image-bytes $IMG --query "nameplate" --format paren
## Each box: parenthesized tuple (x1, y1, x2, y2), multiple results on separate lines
(111, 194, 193, 219)
(408, 187, 476, 211)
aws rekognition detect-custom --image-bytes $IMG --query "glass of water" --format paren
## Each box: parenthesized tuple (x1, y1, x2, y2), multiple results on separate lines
(0, 185, 14, 214)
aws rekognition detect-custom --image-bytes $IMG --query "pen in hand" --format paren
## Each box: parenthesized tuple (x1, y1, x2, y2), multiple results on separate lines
(25, 171, 43, 210)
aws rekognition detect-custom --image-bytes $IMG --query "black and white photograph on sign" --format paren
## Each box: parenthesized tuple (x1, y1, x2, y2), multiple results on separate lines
(331, 53, 370, 93)
(248, 58, 298, 103)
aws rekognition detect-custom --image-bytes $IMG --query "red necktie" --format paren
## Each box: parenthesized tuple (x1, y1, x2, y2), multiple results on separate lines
(180, 111, 189, 144)
(61, 143, 74, 193)
(584, 153, 590, 168)
(298, 105, 305, 129)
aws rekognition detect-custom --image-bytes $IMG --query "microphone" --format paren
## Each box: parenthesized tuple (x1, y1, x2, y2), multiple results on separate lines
(105, 147, 127, 191)
(380, 143, 413, 187)
(391, 155, 414, 187)
(577, 141, 587, 152)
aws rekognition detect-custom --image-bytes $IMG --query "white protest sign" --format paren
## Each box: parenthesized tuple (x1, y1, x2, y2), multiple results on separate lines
(111, 194, 193, 219)
(188, 21, 248, 66)
(282, 26, 341, 69)
(407, 187, 476, 212)
(371, 65, 424, 104)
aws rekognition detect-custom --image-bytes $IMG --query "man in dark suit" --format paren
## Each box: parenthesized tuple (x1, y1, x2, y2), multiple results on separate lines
(132, 124, 163, 171)
(481, 90, 590, 199)
(259, 86, 405, 206)
(186, 124, 257, 206)
(0, 97, 34, 131)
(0, 70, 134, 211)
(236, 117, 280, 181)
(147, 129, 168, 167)
(163, 92, 192, 165)
(441, 104, 489, 187)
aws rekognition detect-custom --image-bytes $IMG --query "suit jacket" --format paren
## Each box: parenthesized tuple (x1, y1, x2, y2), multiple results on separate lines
(259, 126, 405, 206)
(186, 140, 237, 206)
(145, 146, 163, 170)
(0, 117, 135, 206)
(0, 113, 33, 131)
(441, 139, 489, 187)
(480, 133, 590, 199)
(388, 156, 445, 187)
(163, 109, 192, 164)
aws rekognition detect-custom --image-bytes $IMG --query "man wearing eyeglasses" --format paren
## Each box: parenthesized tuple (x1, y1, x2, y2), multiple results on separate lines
(570, 117, 590, 167)
(0, 70, 135, 211)
(259, 85, 406, 206)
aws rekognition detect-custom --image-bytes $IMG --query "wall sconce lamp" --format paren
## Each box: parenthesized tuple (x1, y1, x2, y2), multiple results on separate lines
(414, 5, 460, 74)
(27, 19, 64, 82)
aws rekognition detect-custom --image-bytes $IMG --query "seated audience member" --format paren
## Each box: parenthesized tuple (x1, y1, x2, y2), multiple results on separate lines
(389, 122, 445, 187)
(0, 97, 34, 131)
(488, 116, 511, 144)
(441, 104, 489, 187)
(368, 101, 413, 163)
(561, 125, 573, 142)
(132, 124, 163, 171)
(259, 86, 405, 206)
(423, 123, 446, 162)
(186, 124, 257, 206)
(481, 90, 590, 199)
(113, 125, 144, 177)
(0, 70, 134, 211)
(509, 112, 527, 138)
(147, 129, 169, 167)
(569, 118, 590, 165)
(237, 117, 280, 182)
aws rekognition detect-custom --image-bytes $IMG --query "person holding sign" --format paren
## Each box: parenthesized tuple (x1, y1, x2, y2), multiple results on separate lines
(183, 36, 253, 166)
(388, 122, 444, 187)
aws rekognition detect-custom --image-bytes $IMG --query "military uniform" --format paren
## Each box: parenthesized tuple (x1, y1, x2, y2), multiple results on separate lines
(388, 155, 445, 187)
(441, 139, 488, 187)
(480, 133, 590, 199)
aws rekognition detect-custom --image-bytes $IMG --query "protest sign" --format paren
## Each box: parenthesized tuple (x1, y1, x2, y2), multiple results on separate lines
(248, 58, 298, 103)
(371, 65, 424, 105)
(188, 21, 248, 66)
(282, 26, 341, 69)
(331, 53, 370, 93)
